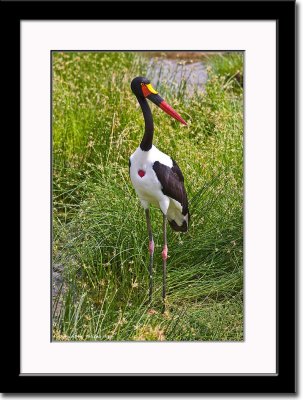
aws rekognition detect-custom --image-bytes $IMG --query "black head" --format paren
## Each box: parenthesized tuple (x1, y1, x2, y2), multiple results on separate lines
(130, 76, 152, 98)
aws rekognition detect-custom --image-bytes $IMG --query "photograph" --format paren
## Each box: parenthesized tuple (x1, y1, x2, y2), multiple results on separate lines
(0, 0, 295, 391)
(52, 51, 244, 342)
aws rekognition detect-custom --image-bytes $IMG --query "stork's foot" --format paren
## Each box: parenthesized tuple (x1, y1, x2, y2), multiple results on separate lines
(147, 308, 158, 315)
(161, 245, 168, 260)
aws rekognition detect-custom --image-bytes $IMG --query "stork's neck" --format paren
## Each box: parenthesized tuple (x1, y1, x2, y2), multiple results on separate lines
(137, 96, 154, 151)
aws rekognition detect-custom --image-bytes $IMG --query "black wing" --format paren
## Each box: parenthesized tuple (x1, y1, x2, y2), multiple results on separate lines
(153, 159, 189, 216)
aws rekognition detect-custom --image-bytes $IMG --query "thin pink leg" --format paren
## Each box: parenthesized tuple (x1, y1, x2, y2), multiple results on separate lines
(149, 240, 155, 255)
(162, 215, 167, 313)
(145, 209, 154, 303)
(162, 244, 168, 260)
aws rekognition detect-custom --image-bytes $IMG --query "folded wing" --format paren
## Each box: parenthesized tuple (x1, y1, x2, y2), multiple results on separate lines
(152, 159, 189, 232)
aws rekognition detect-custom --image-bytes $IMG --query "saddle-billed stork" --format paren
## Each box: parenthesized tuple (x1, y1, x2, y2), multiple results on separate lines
(129, 76, 189, 311)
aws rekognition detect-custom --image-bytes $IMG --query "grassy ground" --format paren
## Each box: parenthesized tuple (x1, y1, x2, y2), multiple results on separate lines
(52, 51, 243, 341)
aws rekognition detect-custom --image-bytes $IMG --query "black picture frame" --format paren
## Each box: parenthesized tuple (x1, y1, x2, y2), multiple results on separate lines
(1, 0, 295, 394)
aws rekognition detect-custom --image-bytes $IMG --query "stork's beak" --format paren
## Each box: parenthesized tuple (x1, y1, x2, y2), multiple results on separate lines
(143, 83, 187, 126)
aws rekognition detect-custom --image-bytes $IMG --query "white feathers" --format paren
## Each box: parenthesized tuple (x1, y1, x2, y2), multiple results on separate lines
(129, 145, 171, 208)
(129, 145, 186, 227)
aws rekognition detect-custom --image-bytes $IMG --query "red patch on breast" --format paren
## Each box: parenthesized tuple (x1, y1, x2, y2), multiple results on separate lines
(138, 169, 146, 178)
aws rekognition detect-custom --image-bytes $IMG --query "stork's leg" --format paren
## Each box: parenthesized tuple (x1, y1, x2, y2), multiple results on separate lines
(162, 214, 168, 312)
(145, 209, 154, 303)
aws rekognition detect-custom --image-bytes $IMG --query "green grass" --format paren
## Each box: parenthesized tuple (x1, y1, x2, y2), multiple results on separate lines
(52, 51, 243, 341)
(207, 52, 244, 93)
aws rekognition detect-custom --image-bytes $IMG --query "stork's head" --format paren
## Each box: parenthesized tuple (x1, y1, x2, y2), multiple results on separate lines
(131, 76, 187, 126)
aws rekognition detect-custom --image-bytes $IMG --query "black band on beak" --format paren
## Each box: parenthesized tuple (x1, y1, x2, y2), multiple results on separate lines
(147, 93, 187, 126)
(147, 93, 164, 107)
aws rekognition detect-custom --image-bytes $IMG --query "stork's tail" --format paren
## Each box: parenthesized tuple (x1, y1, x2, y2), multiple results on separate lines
(168, 212, 190, 232)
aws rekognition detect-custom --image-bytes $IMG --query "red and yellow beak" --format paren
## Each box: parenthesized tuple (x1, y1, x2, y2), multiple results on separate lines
(141, 83, 158, 97)
(141, 83, 187, 126)
(158, 101, 187, 125)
